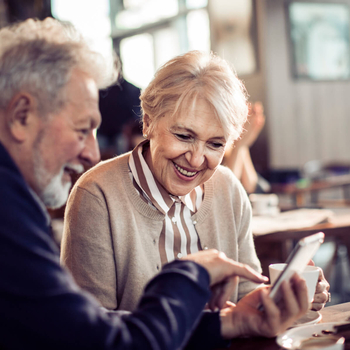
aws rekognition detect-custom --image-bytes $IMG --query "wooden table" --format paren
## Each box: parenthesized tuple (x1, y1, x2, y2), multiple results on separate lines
(253, 208, 350, 277)
(216, 302, 350, 350)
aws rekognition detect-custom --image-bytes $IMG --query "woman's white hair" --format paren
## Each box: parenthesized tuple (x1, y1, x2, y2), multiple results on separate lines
(140, 50, 249, 142)
(0, 17, 117, 115)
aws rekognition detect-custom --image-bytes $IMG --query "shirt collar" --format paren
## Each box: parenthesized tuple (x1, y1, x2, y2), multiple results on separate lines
(129, 140, 202, 215)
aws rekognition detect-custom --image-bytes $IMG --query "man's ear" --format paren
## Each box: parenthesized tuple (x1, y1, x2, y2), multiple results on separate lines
(6, 93, 38, 142)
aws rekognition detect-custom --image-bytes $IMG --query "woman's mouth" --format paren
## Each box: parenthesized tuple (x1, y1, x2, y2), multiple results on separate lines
(174, 163, 198, 177)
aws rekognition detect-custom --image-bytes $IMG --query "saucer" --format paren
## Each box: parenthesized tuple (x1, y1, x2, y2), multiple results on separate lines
(291, 310, 322, 328)
(277, 322, 344, 349)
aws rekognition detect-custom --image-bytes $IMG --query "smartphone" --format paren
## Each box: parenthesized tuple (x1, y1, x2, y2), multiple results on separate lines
(264, 232, 325, 307)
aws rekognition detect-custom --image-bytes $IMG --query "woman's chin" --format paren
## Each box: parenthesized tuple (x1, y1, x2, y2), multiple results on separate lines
(167, 185, 195, 197)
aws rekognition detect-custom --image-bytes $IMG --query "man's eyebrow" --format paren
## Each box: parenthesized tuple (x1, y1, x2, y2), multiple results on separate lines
(91, 118, 100, 129)
(74, 116, 100, 131)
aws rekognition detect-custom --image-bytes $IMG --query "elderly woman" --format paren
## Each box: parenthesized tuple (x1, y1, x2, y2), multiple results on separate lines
(61, 50, 329, 312)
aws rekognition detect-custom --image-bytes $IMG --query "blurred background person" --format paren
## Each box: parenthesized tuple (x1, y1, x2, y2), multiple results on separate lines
(223, 101, 271, 194)
(98, 55, 143, 159)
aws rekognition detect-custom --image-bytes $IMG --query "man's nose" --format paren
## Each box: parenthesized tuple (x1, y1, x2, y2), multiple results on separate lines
(80, 132, 101, 167)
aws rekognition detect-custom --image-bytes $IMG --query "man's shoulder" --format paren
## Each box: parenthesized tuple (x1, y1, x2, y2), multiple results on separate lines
(0, 159, 51, 245)
(0, 159, 27, 199)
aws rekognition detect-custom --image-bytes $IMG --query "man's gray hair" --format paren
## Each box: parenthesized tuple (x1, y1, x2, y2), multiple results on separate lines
(0, 17, 117, 115)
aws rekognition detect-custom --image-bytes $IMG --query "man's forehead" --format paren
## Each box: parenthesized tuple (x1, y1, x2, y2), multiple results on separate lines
(56, 72, 101, 128)
(67, 70, 98, 96)
(84, 77, 99, 100)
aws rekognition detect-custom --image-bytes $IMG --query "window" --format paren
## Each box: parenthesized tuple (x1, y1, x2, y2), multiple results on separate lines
(111, 0, 210, 88)
(287, 1, 350, 80)
(209, 0, 258, 76)
(51, 0, 113, 64)
(52, 0, 210, 88)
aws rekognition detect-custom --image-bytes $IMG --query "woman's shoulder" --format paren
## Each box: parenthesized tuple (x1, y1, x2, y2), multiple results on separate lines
(75, 152, 131, 187)
(213, 165, 243, 187)
(210, 165, 249, 203)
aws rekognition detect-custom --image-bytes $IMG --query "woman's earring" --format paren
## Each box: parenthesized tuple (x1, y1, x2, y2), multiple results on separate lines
(143, 134, 148, 138)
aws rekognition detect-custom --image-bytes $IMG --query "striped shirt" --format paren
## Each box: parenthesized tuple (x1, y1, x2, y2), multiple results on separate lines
(128, 140, 203, 265)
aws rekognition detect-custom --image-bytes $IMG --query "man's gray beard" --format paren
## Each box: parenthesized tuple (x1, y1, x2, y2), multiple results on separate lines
(33, 152, 71, 209)
(40, 168, 71, 209)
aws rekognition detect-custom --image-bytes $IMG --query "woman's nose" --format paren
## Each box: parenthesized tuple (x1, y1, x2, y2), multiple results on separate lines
(185, 144, 205, 168)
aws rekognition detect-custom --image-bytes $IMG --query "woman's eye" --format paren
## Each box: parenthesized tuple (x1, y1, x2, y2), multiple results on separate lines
(175, 133, 191, 140)
(211, 142, 224, 149)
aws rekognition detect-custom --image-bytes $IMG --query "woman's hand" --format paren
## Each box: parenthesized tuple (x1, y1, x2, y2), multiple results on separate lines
(220, 273, 309, 339)
(236, 101, 265, 148)
(308, 261, 330, 311)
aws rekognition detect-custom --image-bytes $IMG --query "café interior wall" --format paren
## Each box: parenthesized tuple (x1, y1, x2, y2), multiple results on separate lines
(238, 0, 269, 175)
(263, 0, 350, 172)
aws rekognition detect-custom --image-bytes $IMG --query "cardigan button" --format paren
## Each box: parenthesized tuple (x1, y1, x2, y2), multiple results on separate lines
(203, 246, 209, 250)
(177, 253, 183, 258)
(192, 220, 197, 225)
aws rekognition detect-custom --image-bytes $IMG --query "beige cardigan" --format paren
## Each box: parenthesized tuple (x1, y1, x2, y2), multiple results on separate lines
(61, 152, 262, 311)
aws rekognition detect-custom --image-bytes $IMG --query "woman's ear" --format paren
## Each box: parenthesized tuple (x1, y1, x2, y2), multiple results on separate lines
(142, 113, 151, 136)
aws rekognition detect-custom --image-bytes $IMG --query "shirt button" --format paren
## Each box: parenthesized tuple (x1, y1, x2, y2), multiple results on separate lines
(156, 265, 160, 270)
(192, 220, 197, 225)
(203, 246, 209, 250)
(172, 217, 177, 223)
(153, 239, 156, 244)
(177, 253, 183, 258)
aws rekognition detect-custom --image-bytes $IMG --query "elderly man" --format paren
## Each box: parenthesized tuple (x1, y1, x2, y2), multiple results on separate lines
(0, 18, 308, 350)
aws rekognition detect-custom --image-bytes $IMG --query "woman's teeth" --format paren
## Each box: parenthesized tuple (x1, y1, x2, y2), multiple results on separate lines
(174, 163, 197, 177)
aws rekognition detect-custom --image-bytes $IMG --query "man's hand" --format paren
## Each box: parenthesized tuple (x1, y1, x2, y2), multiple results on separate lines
(183, 250, 268, 310)
(220, 273, 309, 339)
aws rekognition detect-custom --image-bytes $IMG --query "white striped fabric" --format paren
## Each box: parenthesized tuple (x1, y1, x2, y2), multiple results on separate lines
(128, 141, 203, 265)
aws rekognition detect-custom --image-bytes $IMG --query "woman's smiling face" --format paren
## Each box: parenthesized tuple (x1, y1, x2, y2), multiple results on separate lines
(143, 98, 227, 196)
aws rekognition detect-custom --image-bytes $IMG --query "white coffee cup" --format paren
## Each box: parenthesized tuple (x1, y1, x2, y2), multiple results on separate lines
(249, 193, 280, 216)
(269, 263, 319, 303)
